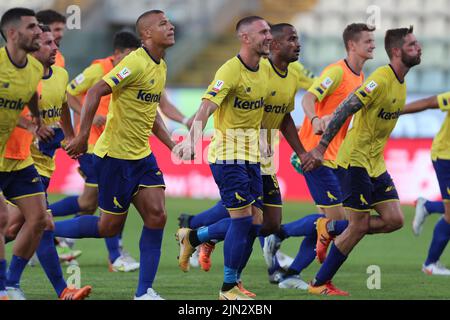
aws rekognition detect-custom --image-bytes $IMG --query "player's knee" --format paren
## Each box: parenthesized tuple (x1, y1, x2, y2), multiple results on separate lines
(259, 222, 280, 236)
(386, 214, 404, 232)
(98, 224, 121, 238)
(348, 218, 370, 237)
(45, 214, 55, 231)
(79, 201, 98, 215)
(0, 212, 8, 230)
(145, 209, 167, 229)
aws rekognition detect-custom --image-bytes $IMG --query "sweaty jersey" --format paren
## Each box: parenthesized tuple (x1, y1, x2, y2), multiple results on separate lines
(337, 65, 407, 177)
(431, 92, 450, 160)
(68, 56, 114, 149)
(0, 47, 43, 172)
(299, 59, 364, 168)
(5, 66, 69, 177)
(95, 47, 166, 160)
(204, 55, 271, 163)
(260, 58, 312, 174)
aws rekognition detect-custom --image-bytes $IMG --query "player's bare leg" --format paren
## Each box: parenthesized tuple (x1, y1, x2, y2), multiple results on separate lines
(333, 209, 370, 255)
(12, 195, 47, 259)
(260, 205, 281, 236)
(369, 201, 404, 234)
(77, 186, 98, 215)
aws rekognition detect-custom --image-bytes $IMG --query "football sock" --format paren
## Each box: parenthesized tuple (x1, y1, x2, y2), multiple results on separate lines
(237, 225, 260, 277)
(36, 230, 66, 296)
(190, 201, 229, 229)
(313, 243, 347, 286)
(49, 196, 80, 217)
(222, 216, 252, 291)
(282, 214, 325, 238)
(5, 255, 28, 288)
(327, 220, 349, 236)
(289, 234, 317, 274)
(424, 201, 445, 215)
(54, 215, 101, 238)
(105, 235, 121, 263)
(135, 227, 163, 297)
(196, 218, 231, 244)
(425, 218, 450, 265)
(0, 259, 6, 291)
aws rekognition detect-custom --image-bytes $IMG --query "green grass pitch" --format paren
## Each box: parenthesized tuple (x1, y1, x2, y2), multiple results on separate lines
(9, 195, 450, 300)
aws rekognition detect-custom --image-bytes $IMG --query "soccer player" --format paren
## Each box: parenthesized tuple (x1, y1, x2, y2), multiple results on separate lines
(0, 7, 48, 300)
(176, 23, 316, 266)
(174, 16, 315, 300)
(264, 23, 376, 288)
(304, 26, 421, 295)
(401, 93, 450, 275)
(49, 30, 142, 271)
(36, 10, 66, 68)
(174, 23, 319, 297)
(58, 10, 176, 300)
(3, 25, 91, 300)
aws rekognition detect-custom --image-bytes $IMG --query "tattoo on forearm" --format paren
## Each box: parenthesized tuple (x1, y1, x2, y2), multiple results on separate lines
(319, 94, 363, 148)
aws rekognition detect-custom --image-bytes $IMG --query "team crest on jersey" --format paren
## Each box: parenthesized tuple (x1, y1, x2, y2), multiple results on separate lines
(212, 80, 224, 93)
(365, 80, 378, 93)
(74, 74, 85, 85)
(320, 77, 333, 90)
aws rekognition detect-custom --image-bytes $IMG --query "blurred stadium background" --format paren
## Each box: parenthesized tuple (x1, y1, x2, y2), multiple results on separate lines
(1, 0, 446, 204)
(2, 0, 450, 300)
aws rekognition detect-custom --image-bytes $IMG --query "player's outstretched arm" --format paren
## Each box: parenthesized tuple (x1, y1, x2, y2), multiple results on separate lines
(159, 92, 190, 128)
(401, 96, 438, 115)
(60, 101, 75, 143)
(318, 93, 364, 152)
(152, 110, 176, 151)
(67, 93, 83, 115)
(66, 80, 111, 158)
(174, 99, 218, 160)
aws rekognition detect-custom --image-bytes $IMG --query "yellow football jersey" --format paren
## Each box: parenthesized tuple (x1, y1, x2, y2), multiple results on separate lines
(94, 47, 166, 160)
(0, 47, 43, 172)
(31, 66, 69, 178)
(431, 92, 450, 160)
(291, 61, 316, 92)
(260, 58, 305, 174)
(204, 55, 271, 163)
(67, 63, 104, 96)
(337, 65, 406, 177)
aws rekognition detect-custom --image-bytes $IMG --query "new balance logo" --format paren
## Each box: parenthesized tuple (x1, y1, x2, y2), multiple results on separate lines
(385, 186, 395, 193)
(137, 90, 161, 103)
(31, 177, 40, 183)
(327, 191, 338, 202)
(233, 97, 264, 110)
(447, 187, 450, 196)
(0, 98, 25, 110)
(377, 108, 400, 120)
(235, 192, 246, 202)
(360, 194, 369, 206)
(113, 197, 123, 209)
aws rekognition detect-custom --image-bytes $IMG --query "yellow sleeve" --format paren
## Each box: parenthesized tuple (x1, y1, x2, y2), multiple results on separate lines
(202, 62, 238, 106)
(437, 92, 450, 111)
(354, 70, 386, 107)
(67, 63, 104, 96)
(103, 55, 142, 92)
(307, 65, 344, 102)
(293, 62, 316, 91)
